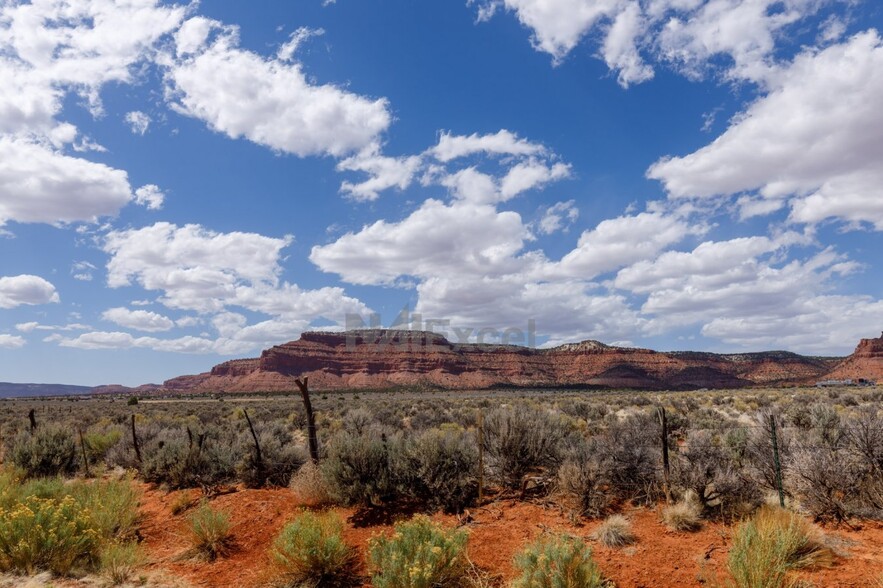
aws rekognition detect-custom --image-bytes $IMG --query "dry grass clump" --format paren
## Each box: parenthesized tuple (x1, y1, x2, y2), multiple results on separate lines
(662, 496, 702, 532)
(187, 501, 234, 561)
(592, 514, 635, 547)
(99, 541, 144, 585)
(724, 506, 833, 588)
(289, 461, 332, 507)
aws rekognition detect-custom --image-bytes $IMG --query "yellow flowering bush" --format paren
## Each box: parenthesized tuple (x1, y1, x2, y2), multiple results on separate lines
(368, 515, 468, 588)
(271, 510, 359, 587)
(0, 494, 99, 575)
(512, 533, 605, 588)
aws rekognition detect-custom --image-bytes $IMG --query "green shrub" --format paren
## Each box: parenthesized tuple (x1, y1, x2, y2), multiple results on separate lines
(398, 429, 479, 513)
(272, 511, 359, 587)
(482, 405, 567, 489)
(9, 426, 78, 478)
(725, 507, 833, 588)
(188, 501, 234, 561)
(556, 441, 613, 518)
(127, 396, 138, 406)
(368, 515, 468, 588)
(0, 494, 99, 575)
(235, 426, 307, 488)
(70, 477, 140, 541)
(99, 541, 143, 585)
(322, 431, 397, 506)
(0, 473, 65, 509)
(142, 430, 235, 489)
(83, 428, 123, 464)
(512, 533, 605, 588)
(674, 431, 759, 519)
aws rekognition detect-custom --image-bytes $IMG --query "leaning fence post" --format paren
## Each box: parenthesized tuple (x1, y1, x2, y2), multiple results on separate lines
(131, 414, 142, 464)
(658, 406, 671, 504)
(78, 429, 91, 477)
(295, 377, 319, 463)
(769, 414, 785, 508)
(28, 409, 37, 433)
(243, 408, 263, 471)
(477, 409, 485, 504)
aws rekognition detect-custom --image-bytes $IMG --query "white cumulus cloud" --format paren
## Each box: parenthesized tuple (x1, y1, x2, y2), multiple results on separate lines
(0, 136, 133, 226)
(649, 30, 883, 230)
(166, 17, 391, 157)
(0, 275, 59, 309)
(471, 0, 832, 86)
(0, 334, 26, 349)
(125, 111, 151, 135)
(102, 307, 175, 332)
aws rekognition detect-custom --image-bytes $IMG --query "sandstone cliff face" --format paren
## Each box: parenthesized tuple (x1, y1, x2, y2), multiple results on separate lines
(824, 332, 883, 381)
(156, 329, 858, 393)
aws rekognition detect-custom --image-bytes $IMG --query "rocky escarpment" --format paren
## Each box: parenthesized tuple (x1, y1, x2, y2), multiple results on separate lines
(823, 332, 883, 381)
(157, 329, 861, 393)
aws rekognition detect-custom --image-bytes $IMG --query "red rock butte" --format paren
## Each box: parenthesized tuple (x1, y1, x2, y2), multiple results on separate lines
(153, 329, 883, 393)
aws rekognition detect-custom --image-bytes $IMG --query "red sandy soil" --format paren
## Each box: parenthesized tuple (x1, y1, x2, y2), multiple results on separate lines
(134, 483, 883, 588)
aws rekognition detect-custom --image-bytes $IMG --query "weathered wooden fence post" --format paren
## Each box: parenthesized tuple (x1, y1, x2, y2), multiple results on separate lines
(769, 414, 786, 508)
(477, 409, 485, 504)
(78, 429, 91, 477)
(658, 406, 671, 504)
(295, 377, 319, 463)
(243, 409, 263, 482)
(131, 414, 142, 464)
(28, 408, 37, 433)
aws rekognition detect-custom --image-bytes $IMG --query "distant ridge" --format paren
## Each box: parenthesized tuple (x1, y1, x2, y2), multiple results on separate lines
(0, 382, 92, 398)
(147, 329, 881, 394)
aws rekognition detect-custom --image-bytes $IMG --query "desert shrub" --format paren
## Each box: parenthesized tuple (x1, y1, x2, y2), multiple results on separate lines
(0, 494, 99, 575)
(557, 398, 608, 423)
(0, 473, 65, 509)
(9, 426, 78, 478)
(409, 405, 457, 431)
(725, 506, 832, 588)
(83, 427, 123, 464)
(596, 412, 662, 503)
(673, 431, 760, 519)
(512, 533, 604, 588)
(788, 444, 863, 522)
(322, 431, 398, 506)
(397, 428, 479, 513)
(745, 412, 792, 494)
(187, 501, 234, 561)
(662, 496, 702, 532)
(368, 516, 468, 588)
(342, 407, 376, 436)
(593, 514, 634, 547)
(556, 441, 613, 518)
(105, 420, 162, 470)
(272, 511, 359, 587)
(289, 462, 332, 507)
(788, 405, 813, 430)
(482, 405, 568, 489)
(844, 407, 883, 515)
(69, 477, 140, 541)
(141, 429, 235, 489)
(808, 403, 845, 449)
(99, 541, 143, 585)
(235, 425, 307, 488)
(722, 427, 749, 465)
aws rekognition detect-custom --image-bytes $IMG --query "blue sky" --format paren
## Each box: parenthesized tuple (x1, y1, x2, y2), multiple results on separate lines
(1, 0, 882, 386)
